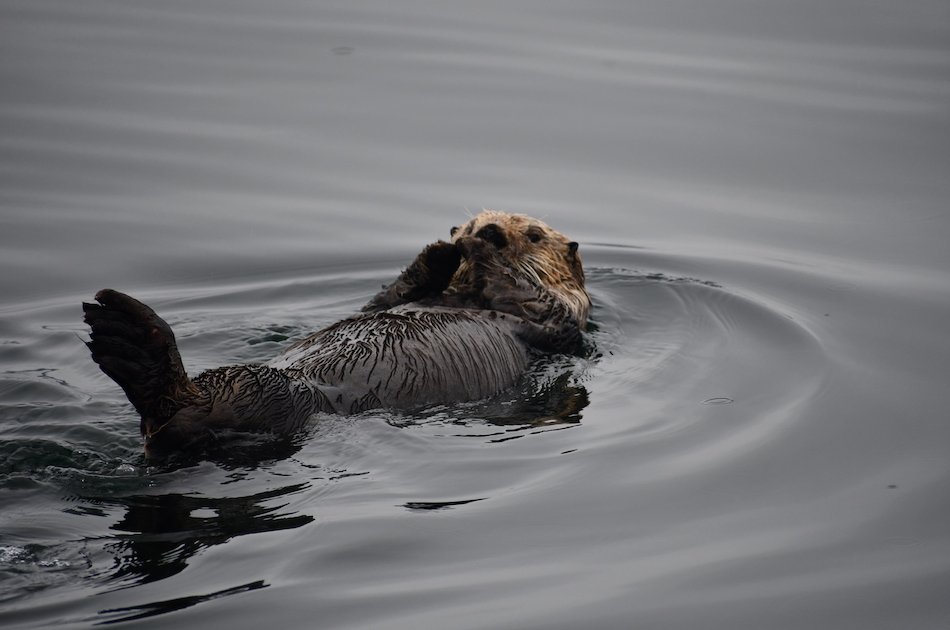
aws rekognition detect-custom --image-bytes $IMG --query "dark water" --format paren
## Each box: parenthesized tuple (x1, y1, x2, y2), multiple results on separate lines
(2, 1, 949, 628)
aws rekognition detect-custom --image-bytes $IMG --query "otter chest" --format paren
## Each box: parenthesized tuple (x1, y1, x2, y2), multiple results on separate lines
(269, 306, 530, 413)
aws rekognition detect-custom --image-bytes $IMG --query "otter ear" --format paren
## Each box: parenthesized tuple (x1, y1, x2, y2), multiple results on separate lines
(450, 226, 460, 237)
(568, 242, 579, 257)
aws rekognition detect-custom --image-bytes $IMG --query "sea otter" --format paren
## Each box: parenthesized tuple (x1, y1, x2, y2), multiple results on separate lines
(83, 210, 591, 454)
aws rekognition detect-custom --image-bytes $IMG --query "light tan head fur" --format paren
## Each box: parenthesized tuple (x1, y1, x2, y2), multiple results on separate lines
(448, 210, 591, 326)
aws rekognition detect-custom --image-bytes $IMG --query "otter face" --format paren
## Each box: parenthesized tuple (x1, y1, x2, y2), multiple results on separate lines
(449, 210, 591, 326)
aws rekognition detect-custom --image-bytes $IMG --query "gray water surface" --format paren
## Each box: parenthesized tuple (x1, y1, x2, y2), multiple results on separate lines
(2, 1, 949, 628)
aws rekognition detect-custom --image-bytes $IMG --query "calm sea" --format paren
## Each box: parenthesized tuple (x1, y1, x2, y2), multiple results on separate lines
(1, 1, 949, 628)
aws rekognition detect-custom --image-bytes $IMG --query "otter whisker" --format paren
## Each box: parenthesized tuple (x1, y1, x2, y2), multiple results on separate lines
(517, 259, 544, 288)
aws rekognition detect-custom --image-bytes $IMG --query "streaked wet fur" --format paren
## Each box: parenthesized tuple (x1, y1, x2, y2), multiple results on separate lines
(84, 210, 590, 455)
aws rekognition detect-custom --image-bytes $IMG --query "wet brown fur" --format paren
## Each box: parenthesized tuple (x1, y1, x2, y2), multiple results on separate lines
(447, 210, 590, 327)
(84, 210, 591, 455)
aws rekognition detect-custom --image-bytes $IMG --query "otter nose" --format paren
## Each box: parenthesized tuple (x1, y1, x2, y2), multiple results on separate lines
(475, 223, 508, 249)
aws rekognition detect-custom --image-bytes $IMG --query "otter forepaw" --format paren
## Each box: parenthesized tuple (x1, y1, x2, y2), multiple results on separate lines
(455, 235, 500, 264)
(420, 240, 462, 291)
(362, 240, 463, 311)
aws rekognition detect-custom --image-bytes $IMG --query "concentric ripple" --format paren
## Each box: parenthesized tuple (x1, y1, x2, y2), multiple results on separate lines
(580, 247, 828, 480)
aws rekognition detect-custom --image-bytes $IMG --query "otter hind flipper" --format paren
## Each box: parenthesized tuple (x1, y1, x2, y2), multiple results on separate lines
(83, 289, 199, 429)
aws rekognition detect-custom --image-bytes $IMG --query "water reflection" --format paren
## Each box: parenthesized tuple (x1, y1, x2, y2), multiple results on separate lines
(479, 371, 590, 428)
(410, 358, 592, 432)
(97, 579, 269, 625)
(150, 432, 308, 469)
(98, 482, 313, 588)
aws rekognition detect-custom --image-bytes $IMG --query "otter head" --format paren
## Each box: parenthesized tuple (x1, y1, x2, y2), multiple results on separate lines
(449, 210, 591, 326)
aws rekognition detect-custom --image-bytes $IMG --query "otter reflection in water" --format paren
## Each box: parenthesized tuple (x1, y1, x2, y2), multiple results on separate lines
(83, 211, 591, 455)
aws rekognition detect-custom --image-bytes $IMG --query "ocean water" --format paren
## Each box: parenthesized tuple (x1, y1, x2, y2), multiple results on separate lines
(1, 1, 949, 628)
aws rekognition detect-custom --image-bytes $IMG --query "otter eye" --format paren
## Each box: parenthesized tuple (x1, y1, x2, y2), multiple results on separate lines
(526, 226, 545, 243)
(450, 226, 459, 237)
(568, 242, 579, 256)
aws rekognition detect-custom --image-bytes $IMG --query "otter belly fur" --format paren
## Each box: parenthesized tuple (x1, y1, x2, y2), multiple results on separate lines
(83, 210, 591, 455)
(271, 306, 530, 410)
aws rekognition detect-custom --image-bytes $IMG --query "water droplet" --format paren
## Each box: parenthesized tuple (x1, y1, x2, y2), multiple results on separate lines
(114, 463, 137, 476)
(702, 397, 734, 405)
(0, 545, 31, 563)
(38, 559, 71, 568)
